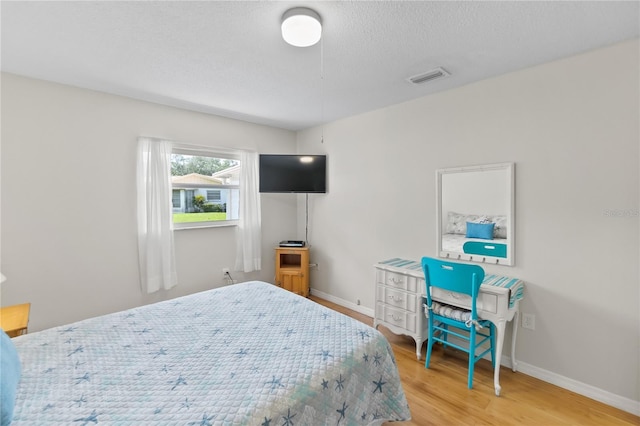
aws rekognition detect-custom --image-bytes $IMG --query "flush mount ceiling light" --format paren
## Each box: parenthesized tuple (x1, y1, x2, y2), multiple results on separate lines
(281, 7, 322, 47)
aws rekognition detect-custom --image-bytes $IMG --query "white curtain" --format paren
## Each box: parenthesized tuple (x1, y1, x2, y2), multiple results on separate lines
(136, 137, 178, 293)
(235, 150, 262, 272)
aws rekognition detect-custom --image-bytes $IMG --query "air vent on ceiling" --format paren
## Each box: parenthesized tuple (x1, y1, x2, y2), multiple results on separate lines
(407, 67, 450, 85)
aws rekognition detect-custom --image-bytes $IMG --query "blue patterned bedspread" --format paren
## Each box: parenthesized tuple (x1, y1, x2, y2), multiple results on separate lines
(12, 281, 410, 425)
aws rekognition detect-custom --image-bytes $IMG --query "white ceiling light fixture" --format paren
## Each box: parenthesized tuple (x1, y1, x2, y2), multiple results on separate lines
(281, 7, 322, 47)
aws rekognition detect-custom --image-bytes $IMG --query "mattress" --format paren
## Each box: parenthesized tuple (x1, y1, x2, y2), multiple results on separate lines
(11, 281, 410, 425)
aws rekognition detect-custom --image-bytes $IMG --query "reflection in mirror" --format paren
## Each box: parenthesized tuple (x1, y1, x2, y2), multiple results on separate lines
(436, 163, 515, 266)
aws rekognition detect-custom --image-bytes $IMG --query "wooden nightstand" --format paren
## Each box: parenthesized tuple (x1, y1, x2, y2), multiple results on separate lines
(1, 303, 31, 337)
(275, 247, 310, 297)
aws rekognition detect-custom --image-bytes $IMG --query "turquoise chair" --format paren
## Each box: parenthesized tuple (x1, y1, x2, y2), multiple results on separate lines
(421, 256, 496, 389)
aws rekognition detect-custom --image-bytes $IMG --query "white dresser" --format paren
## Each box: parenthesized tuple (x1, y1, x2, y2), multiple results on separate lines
(373, 259, 428, 360)
(373, 257, 525, 396)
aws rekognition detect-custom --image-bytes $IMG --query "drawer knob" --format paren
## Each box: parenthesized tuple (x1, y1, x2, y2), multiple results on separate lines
(388, 295, 403, 302)
(389, 277, 404, 285)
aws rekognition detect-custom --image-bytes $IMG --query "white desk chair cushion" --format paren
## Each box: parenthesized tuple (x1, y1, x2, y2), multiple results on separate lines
(424, 301, 488, 331)
(429, 301, 471, 322)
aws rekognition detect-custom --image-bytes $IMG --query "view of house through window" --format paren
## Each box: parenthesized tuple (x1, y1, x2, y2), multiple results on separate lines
(171, 153, 240, 226)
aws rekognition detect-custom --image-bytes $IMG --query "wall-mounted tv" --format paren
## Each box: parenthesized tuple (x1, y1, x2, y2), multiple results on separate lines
(259, 154, 327, 193)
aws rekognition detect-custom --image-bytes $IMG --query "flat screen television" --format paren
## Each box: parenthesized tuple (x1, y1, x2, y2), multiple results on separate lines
(259, 154, 327, 193)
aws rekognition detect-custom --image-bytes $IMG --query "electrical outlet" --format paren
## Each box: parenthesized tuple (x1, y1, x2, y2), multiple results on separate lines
(522, 313, 535, 330)
(222, 267, 230, 275)
(357, 299, 361, 306)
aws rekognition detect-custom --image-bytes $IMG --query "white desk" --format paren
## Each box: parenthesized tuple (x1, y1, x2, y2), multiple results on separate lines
(373, 258, 524, 396)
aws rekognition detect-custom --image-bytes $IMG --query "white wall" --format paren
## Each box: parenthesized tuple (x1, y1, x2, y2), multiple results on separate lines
(1, 73, 297, 331)
(297, 40, 639, 407)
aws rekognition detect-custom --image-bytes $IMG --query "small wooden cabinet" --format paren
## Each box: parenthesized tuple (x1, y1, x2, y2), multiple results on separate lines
(1, 303, 31, 338)
(275, 247, 309, 297)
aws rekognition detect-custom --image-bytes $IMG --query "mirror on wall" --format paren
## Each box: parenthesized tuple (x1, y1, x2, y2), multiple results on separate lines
(436, 163, 515, 266)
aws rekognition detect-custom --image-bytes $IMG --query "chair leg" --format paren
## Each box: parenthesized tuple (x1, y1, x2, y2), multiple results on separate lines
(468, 327, 476, 389)
(424, 316, 435, 368)
(424, 316, 433, 368)
(442, 323, 449, 349)
(425, 338, 434, 368)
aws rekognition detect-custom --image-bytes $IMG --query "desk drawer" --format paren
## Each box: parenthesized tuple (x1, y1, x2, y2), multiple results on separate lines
(376, 285, 419, 313)
(376, 269, 422, 293)
(431, 288, 498, 314)
(375, 303, 417, 333)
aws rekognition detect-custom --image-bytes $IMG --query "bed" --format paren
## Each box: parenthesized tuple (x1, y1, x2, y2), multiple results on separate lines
(4, 281, 410, 425)
(441, 211, 508, 258)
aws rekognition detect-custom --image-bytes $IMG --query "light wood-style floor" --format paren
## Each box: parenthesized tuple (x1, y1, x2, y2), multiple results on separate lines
(310, 295, 639, 426)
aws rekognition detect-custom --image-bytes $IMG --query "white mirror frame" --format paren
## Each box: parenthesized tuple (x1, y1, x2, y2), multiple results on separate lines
(436, 162, 515, 266)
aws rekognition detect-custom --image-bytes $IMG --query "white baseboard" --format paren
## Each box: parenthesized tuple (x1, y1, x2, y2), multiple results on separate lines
(310, 288, 640, 417)
(514, 360, 640, 416)
(310, 288, 374, 318)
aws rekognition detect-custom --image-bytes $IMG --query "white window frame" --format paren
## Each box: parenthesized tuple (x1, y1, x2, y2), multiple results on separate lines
(171, 145, 240, 230)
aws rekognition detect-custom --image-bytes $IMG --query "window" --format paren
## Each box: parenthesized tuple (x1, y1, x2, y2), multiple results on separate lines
(206, 190, 222, 202)
(172, 190, 181, 208)
(171, 148, 240, 229)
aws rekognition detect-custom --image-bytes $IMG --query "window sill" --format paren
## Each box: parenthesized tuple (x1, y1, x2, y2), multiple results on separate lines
(173, 221, 238, 231)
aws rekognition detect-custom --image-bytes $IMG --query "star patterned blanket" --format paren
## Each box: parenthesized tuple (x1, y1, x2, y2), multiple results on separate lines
(11, 281, 410, 425)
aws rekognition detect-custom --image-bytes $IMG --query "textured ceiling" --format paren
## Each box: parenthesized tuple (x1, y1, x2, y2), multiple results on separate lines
(1, 1, 638, 131)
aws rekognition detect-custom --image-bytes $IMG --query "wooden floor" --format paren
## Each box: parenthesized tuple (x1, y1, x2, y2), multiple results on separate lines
(310, 296, 639, 426)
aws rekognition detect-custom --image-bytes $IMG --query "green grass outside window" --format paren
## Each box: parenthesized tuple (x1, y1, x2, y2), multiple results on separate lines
(173, 212, 227, 223)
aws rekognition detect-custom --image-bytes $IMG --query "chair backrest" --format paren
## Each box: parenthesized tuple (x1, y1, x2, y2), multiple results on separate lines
(421, 257, 485, 313)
